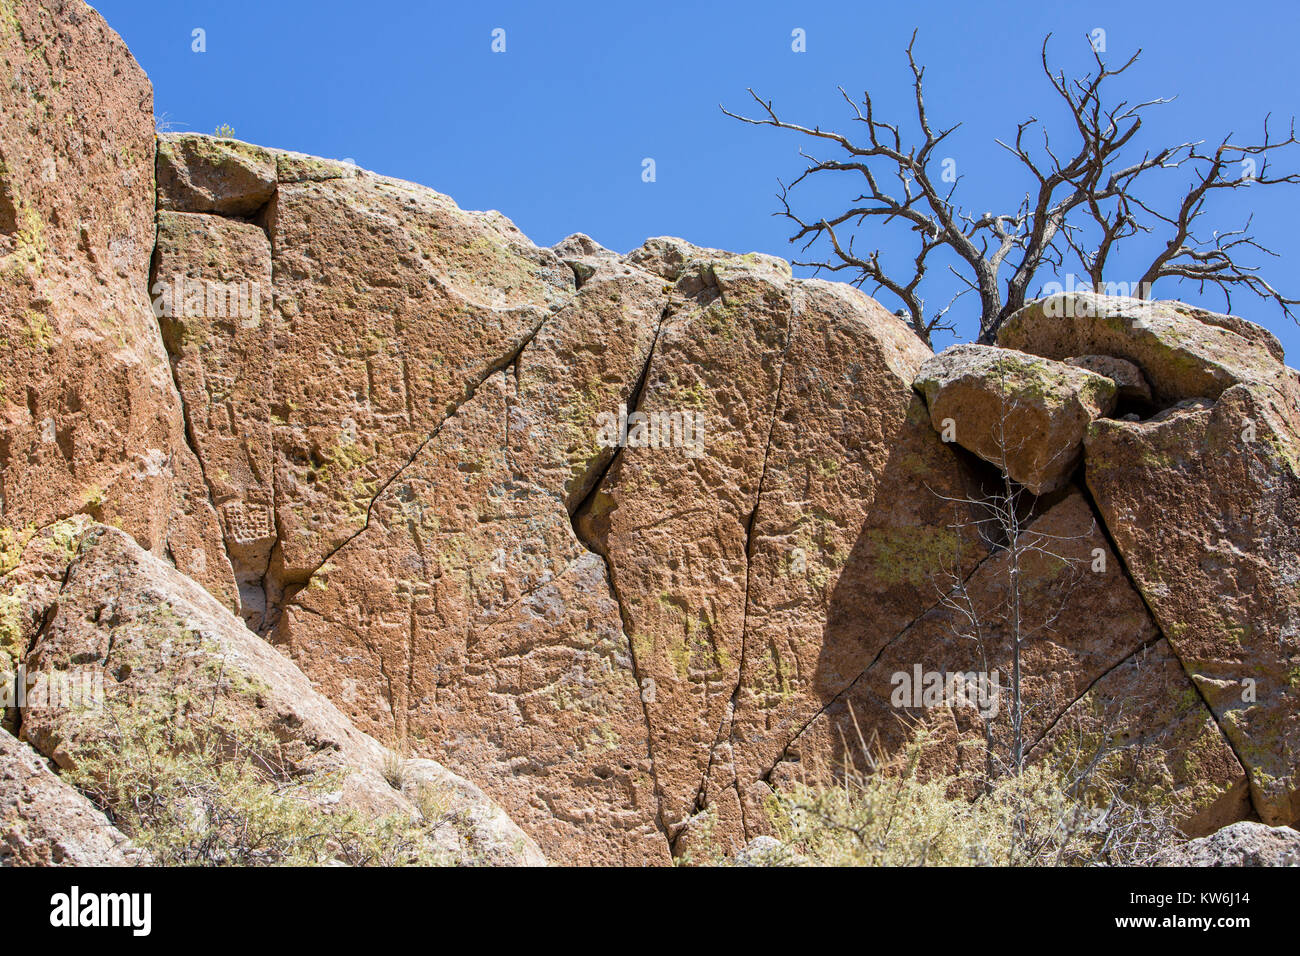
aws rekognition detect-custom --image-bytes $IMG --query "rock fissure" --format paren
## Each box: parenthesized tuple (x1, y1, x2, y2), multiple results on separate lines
(6, 8, 1298, 860)
(1073, 468, 1263, 821)
(146, 217, 236, 606)
(1027, 631, 1166, 755)
(274, 316, 556, 629)
(695, 282, 799, 828)
(759, 544, 1001, 784)
(567, 299, 675, 851)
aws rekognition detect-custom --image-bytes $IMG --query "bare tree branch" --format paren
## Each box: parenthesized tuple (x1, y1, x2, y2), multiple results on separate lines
(724, 32, 1298, 345)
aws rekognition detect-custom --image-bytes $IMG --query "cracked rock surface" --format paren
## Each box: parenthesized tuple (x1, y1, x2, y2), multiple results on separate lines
(914, 343, 1117, 495)
(3, 0, 1300, 865)
(1, 725, 142, 866)
(10, 519, 544, 866)
(0, 0, 232, 608)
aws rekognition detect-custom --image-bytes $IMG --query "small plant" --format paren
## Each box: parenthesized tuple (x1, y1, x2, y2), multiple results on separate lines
(382, 745, 406, 790)
(63, 651, 457, 866)
(213, 123, 236, 139)
(739, 724, 1183, 867)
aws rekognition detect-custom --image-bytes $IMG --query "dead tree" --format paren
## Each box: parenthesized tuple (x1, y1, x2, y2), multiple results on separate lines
(723, 32, 1299, 346)
(929, 363, 1092, 779)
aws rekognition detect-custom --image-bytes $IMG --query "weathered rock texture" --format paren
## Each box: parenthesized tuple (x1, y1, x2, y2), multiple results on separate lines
(1003, 295, 1300, 827)
(1153, 821, 1300, 867)
(764, 490, 1247, 836)
(1, 726, 142, 865)
(4, 0, 1300, 866)
(143, 133, 1010, 864)
(0, 0, 232, 606)
(6, 519, 543, 865)
(999, 292, 1290, 404)
(915, 343, 1117, 494)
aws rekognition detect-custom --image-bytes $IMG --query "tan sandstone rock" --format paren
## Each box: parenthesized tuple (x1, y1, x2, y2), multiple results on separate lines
(278, 260, 672, 866)
(914, 343, 1118, 494)
(152, 210, 275, 629)
(998, 292, 1290, 404)
(1, 727, 142, 866)
(576, 259, 988, 850)
(996, 293, 1300, 827)
(264, 158, 574, 595)
(10, 521, 545, 865)
(1085, 384, 1300, 826)
(763, 491, 1247, 834)
(0, 0, 233, 607)
(156, 134, 276, 217)
(1031, 638, 1252, 836)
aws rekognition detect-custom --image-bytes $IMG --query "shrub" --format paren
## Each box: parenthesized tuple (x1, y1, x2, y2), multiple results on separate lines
(729, 726, 1184, 866)
(63, 653, 455, 866)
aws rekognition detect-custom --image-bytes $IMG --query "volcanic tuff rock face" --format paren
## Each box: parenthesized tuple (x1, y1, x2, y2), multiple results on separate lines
(1006, 297, 1300, 827)
(2, 0, 1299, 866)
(913, 343, 1118, 494)
(0, 0, 231, 606)
(6, 518, 543, 865)
(0, 724, 141, 866)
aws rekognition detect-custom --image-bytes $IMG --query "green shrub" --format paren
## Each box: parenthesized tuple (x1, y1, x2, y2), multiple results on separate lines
(63, 656, 455, 866)
(721, 727, 1184, 867)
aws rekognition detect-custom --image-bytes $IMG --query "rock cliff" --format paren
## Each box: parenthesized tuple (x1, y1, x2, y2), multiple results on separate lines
(1, 0, 1297, 865)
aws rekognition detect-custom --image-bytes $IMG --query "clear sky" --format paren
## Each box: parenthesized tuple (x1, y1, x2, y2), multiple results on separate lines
(93, 0, 1300, 355)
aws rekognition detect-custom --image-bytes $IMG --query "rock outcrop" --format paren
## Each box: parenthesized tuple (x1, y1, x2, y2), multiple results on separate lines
(140, 130, 1006, 863)
(1, 727, 141, 866)
(7, 519, 544, 865)
(998, 291, 1290, 404)
(998, 295, 1300, 827)
(3, 0, 1299, 866)
(1153, 822, 1300, 867)
(0, 0, 233, 607)
(914, 343, 1117, 494)
(764, 490, 1249, 836)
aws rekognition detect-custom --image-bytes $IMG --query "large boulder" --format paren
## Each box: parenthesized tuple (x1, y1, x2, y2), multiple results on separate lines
(257, 142, 574, 602)
(0, 0, 233, 607)
(279, 261, 672, 866)
(7, 520, 545, 865)
(1, 727, 142, 866)
(156, 134, 276, 216)
(147, 127, 1006, 862)
(576, 260, 988, 847)
(1003, 293, 1300, 827)
(1153, 822, 1300, 867)
(1085, 384, 1300, 825)
(998, 292, 1291, 404)
(914, 343, 1118, 494)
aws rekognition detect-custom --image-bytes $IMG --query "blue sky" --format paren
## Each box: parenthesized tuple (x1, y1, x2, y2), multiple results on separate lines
(94, 0, 1300, 355)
